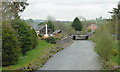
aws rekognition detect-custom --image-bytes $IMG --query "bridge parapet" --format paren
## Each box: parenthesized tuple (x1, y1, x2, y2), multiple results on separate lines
(69, 34, 89, 40)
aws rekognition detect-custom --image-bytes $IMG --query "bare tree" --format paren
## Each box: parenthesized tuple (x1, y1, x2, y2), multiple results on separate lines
(54, 21, 65, 30)
(78, 16, 86, 21)
(47, 15, 56, 22)
(2, 2, 29, 20)
(109, 2, 120, 42)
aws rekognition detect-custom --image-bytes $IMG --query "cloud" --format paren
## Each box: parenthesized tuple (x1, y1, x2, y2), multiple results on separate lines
(27, 0, 119, 3)
(20, 0, 119, 21)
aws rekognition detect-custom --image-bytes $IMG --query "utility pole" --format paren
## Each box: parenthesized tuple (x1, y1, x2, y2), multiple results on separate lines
(115, 14, 118, 43)
(44, 24, 48, 38)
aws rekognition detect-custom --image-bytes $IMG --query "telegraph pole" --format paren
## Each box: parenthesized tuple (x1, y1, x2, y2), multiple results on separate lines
(44, 24, 48, 38)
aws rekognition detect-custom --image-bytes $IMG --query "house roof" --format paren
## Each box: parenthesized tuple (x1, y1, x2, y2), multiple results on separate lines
(29, 24, 51, 31)
(30, 25, 45, 31)
(37, 25, 52, 31)
(53, 30, 62, 34)
(28, 23, 38, 31)
(38, 25, 45, 30)
(87, 24, 97, 30)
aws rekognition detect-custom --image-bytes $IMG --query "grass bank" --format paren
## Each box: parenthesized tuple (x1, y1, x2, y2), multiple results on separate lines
(2, 40, 57, 70)
(88, 36, 118, 70)
(111, 41, 118, 65)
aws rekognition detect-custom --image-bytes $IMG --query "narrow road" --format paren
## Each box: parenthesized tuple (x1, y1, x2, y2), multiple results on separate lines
(40, 40, 103, 70)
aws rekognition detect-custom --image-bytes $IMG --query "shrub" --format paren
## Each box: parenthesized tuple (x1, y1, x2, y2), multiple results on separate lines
(12, 19, 38, 55)
(94, 24, 113, 61)
(38, 34, 43, 37)
(47, 20, 55, 32)
(95, 33, 113, 61)
(31, 28, 38, 49)
(87, 29, 91, 32)
(44, 37, 56, 44)
(111, 49, 118, 56)
(55, 37, 61, 40)
(2, 21, 21, 66)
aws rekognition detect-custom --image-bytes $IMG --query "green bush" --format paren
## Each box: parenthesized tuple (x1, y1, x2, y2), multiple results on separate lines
(2, 21, 21, 66)
(87, 29, 91, 32)
(12, 19, 38, 55)
(31, 28, 38, 49)
(47, 21, 55, 32)
(44, 37, 56, 44)
(55, 37, 61, 40)
(94, 24, 113, 61)
(111, 49, 118, 56)
(38, 34, 43, 37)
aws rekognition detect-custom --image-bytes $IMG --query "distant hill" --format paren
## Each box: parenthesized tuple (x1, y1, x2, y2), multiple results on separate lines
(33, 19, 46, 23)
(24, 19, 46, 23)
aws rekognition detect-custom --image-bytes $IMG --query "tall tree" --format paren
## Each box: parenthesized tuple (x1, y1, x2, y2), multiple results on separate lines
(2, 2, 29, 20)
(12, 19, 35, 55)
(72, 17, 82, 31)
(47, 20, 55, 32)
(109, 2, 120, 40)
(47, 15, 56, 22)
(54, 21, 65, 31)
(2, 21, 21, 66)
(78, 16, 86, 21)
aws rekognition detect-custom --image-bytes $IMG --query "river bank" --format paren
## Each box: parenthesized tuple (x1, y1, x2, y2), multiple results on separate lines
(89, 37, 119, 70)
(2, 40, 56, 70)
(2, 37, 73, 71)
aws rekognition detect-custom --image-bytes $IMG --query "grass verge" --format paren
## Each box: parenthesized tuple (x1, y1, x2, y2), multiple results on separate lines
(111, 55, 118, 65)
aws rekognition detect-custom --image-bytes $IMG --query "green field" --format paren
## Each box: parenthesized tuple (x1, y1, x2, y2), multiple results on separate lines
(63, 22, 72, 26)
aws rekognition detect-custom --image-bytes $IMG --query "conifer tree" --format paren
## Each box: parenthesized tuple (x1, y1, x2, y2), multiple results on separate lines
(2, 21, 21, 66)
(12, 19, 35, 55)
(72, 17, 82, 31)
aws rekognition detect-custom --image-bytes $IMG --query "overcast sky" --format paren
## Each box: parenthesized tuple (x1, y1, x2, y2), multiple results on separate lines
(20, 0, 119, 21)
